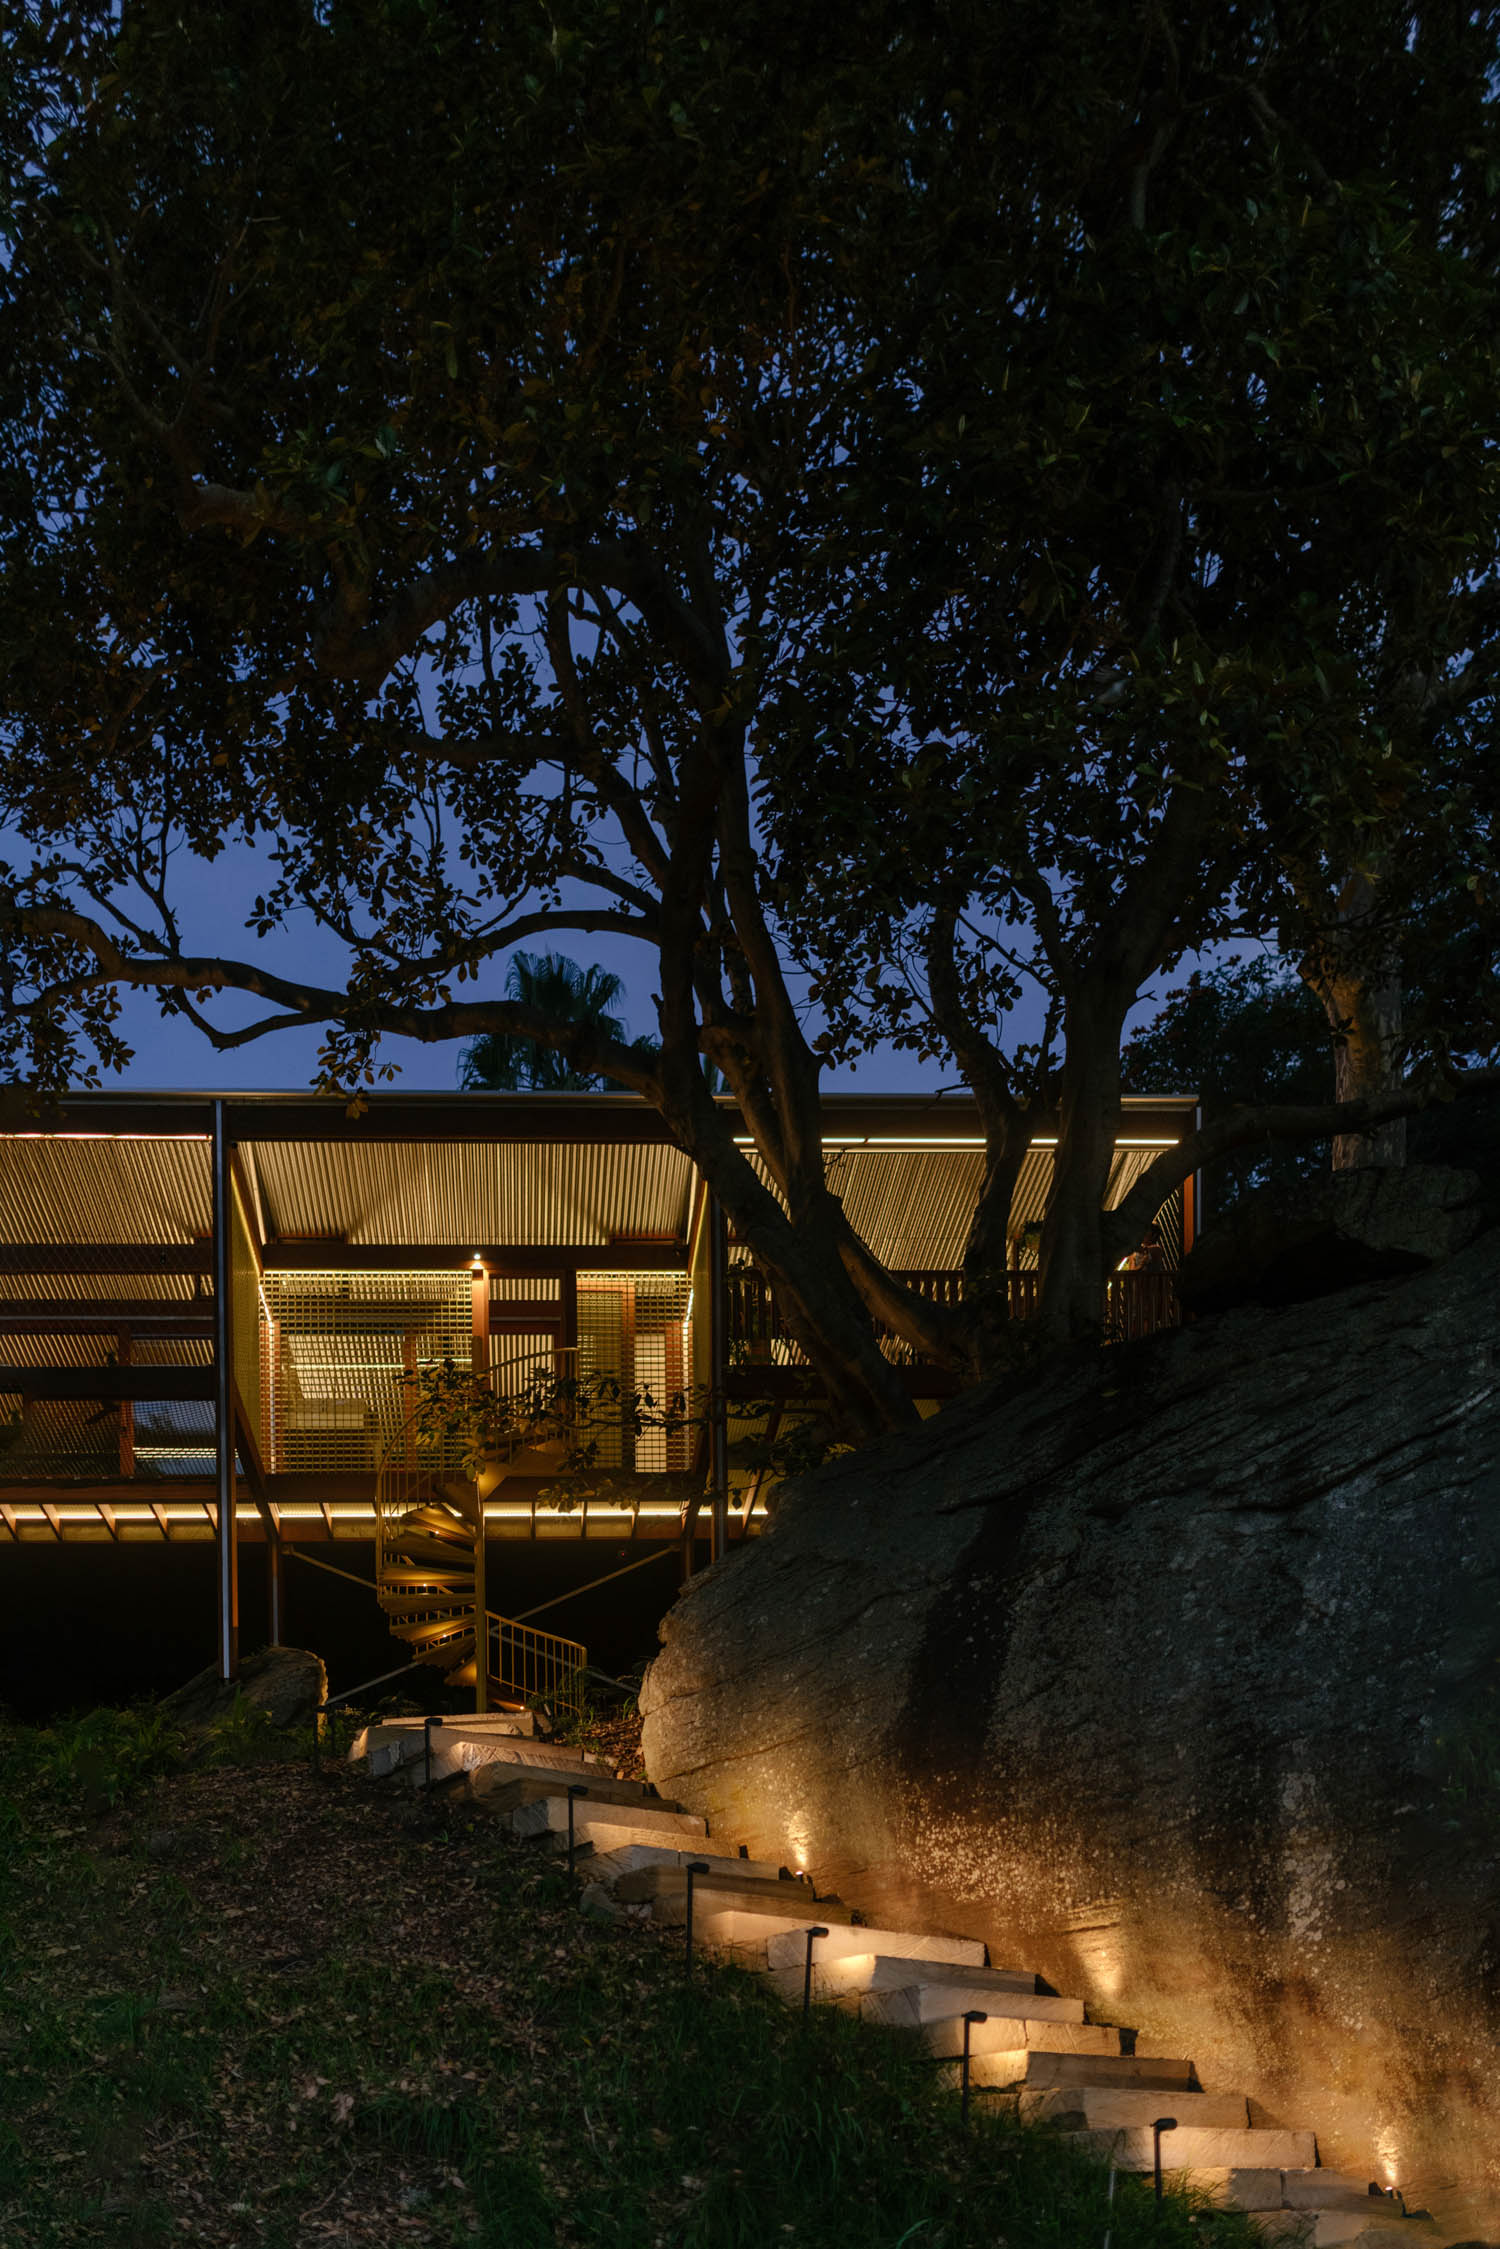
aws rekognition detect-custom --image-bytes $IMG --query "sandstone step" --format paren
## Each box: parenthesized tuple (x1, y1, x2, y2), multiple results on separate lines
(472, 1770, 673, 1813)
(939, 2032, 1132, 2088)
(813, 1953, 1040, 2000)
(1019, 2052, 1197, 2092)
(425, 1742, 610, 1789)
(512, 1796, 707, 1845)
(1063, 2125, 1318, 2172)
(763, 1924, 987, 1974)
(926, 2015, 1101, 2060)
(875, 1987, 1086, 2035)
(1281, 2172, 1384, 2211)
(1021, 2086, 1249, 2131)
(584, 1842, 791, 1886)
(1181, 2169, 1284, 2213)
(1287, 2215, 1385, 2247)
(618, 1866, 855, 1927)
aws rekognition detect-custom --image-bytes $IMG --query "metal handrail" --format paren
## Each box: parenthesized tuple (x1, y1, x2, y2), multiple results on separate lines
(372, 1352, 589, 1723)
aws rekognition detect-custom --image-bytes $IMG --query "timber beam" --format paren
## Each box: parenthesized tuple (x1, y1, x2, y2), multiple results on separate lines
(0, 1366, 215, 1401)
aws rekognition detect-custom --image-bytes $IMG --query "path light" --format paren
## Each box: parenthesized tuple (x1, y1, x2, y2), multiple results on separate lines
(683, 1861, 710, 1977)
(1151, 2117, 1177, 2202)
(566, 1784, 588, 1876)
(960, 2011, 987, 2125)
(801, 1926, 830, 2017)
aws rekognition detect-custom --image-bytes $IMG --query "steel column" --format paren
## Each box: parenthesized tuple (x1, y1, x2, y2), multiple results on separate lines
(708, 1195, 729, 1563)
(211, 1101, 239, 1681)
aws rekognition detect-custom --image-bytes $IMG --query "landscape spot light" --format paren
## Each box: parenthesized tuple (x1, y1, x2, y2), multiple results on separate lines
(1151, 2117, 1177, 2201)
(683, 1861, 710, 1977)
(566, 1783, 589, 1876)
(960, 2011, 987, 2124)
(802, 1926, 829, 2016)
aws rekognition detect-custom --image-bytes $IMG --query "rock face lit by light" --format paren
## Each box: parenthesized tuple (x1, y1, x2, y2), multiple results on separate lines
(641, 1228, 1500, 2226)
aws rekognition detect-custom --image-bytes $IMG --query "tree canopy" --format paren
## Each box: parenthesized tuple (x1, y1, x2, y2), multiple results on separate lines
(1, 0, 1497, 1433)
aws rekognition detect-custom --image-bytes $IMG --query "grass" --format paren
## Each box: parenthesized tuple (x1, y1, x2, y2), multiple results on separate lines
(0, 1705, 1283, 2249)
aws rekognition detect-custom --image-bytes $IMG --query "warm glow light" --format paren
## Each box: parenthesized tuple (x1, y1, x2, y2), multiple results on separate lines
(0, 1131, 211, 1142)
(730, 1134, 1177, 1150)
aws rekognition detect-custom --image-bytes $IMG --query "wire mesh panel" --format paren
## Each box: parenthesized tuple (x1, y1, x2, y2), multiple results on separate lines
(261, 1271, 472, 1474)
(230, 1180, 262, 1440)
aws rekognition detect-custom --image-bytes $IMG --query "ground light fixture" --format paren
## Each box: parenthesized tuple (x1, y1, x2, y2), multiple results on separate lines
(1151, 2117, 1178, 2201)
(683, 1861, 710, 1977)
(566, 1784, 589, 1876)
(960, 2011, 988, 2125)
(801, 1926, 830, 2016)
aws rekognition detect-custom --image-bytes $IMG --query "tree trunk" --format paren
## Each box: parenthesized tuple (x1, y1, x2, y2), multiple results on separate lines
(1036, 999, 1126, 1345)
(1301, 874, 1406, 1171)
(960, 1123, 1035, 1375)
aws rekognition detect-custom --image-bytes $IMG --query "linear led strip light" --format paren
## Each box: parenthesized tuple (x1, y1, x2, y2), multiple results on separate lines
(731, 1134, 1178, 1150)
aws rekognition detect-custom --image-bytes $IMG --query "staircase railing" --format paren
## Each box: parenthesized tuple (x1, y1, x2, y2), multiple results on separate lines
(372, 1357, 588, 1723)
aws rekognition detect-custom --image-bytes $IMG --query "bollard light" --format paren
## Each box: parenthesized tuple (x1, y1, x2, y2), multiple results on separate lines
(802, 1926, 830, 2017)
(566, 1784, 589, 1876)
(683, 1861, 710, 1977)
(960, 2011, 987, 2125)
(1151, 2117, 1178, 2202)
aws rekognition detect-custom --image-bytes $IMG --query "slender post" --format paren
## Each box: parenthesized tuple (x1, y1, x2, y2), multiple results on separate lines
(566, 1783, 589, 1876)
(708, 1196, 729, 1563)
(1152, 2117, 1177, 2201)
(802, 1925, 829, 2016)
(266, 1525, 284, 1646)
(961, 2010, 987, 2124)
(684, 1859, 710, 1977)
(211, 1101, 239, 1683)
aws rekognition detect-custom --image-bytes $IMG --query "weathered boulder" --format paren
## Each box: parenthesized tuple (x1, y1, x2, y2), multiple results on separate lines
(159, 1644, 327, 1731)
(1177, 1160, 1487, 1314)
(642, 1233, 1500, 2231)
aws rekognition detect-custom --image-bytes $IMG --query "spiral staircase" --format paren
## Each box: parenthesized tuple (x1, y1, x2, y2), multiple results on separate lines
(373, 1389, 586, 1719)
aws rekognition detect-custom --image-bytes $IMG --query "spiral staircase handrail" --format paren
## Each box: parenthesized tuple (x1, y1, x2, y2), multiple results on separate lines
(372, 1352, 587, 1721)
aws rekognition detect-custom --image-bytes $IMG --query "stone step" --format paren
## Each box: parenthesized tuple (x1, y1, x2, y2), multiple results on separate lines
(584, 1842, 792, 1886)
(1063, 2125, 1318, 2173)
(1021, 2086, 1250, 2131)
(422, 1741, 610, 1789)
(1018, 2052, 1197, 2092)
(1278, 2215, 1387, 2247)
(872, 1986, 1086, 2035)
(617, 1866, 855, 1926)
(763, 1924, 987, 1974)
(472, 1770, 674, 1813)
(813, 1953, 1041, 2000)
(1281, 2172, 1384, 2211)
(937, 2047, 1196, 2092)
(512, 1796, 707, 1845)
(940, 2032, 1133, 2088)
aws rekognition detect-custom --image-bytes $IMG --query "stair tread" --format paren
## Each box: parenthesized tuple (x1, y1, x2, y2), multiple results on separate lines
(615, 1865, 843, 1910)
(819, 1954, 1040, 1998)
(1061, 2125, 1317, 2170)
(472, 1771, 674, 1813)
(1021, 2086, 1249, 2129)
(587, 1844, 790, 1886)
(764, 1924, 987, 1973)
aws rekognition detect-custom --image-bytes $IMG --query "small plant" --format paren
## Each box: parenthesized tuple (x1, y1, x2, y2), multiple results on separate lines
(27, 1705, 183, 1813)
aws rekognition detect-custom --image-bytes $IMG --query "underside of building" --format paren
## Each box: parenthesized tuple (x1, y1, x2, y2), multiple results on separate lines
(0, 1089, 1196, 1708)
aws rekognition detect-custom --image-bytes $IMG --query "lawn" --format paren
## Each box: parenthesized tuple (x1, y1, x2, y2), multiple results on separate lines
(0, 1705, 1274, 2248)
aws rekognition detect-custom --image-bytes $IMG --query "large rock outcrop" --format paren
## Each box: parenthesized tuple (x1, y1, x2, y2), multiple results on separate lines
(642, 1230, 1500, 2229)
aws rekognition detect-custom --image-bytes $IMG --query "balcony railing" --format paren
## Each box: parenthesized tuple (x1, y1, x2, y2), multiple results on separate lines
(726, 1264, 1178, 1368)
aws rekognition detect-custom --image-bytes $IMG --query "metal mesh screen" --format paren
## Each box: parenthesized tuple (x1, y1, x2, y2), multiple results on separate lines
(575, 1273, 691, 1472)
(230, 1180, 262, 1441)
(261, 1271, 471, 1475)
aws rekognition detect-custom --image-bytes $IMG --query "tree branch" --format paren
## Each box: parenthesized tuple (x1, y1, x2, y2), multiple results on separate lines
(1101, 1068, 1500, 1271)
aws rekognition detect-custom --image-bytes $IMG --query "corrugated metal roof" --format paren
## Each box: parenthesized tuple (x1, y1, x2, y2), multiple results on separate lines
(246, 1138, 696, 1248)
(743, 1143, 1177, 1272)
(0, 1138, 211, 1246)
